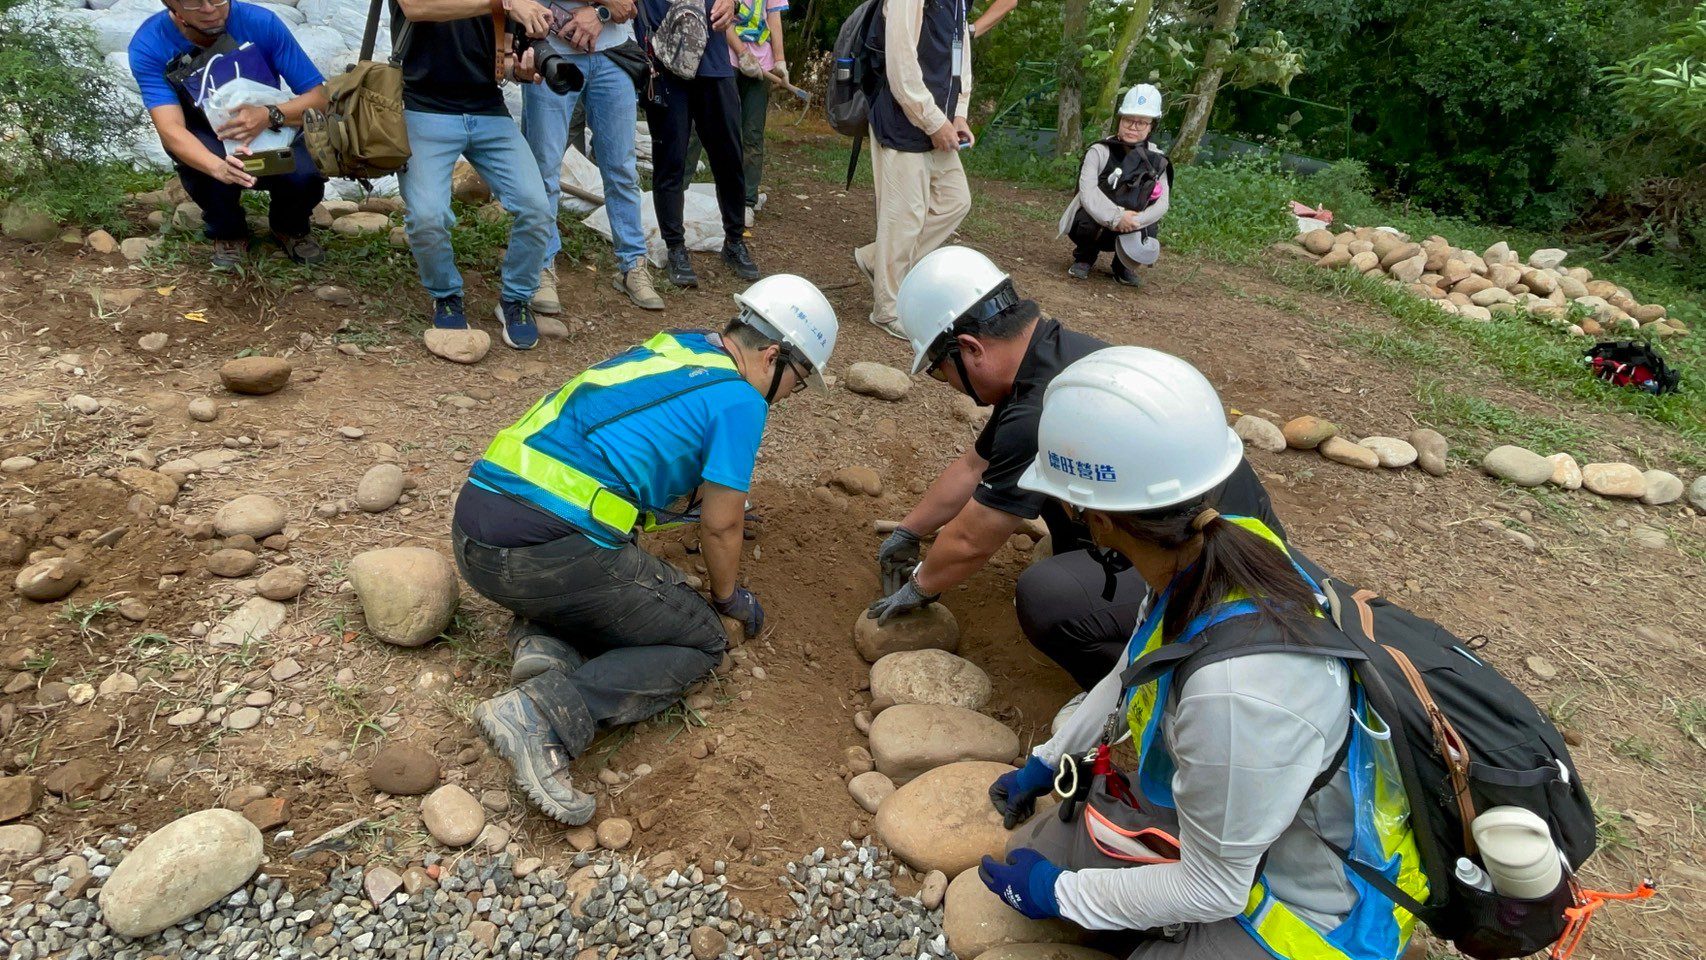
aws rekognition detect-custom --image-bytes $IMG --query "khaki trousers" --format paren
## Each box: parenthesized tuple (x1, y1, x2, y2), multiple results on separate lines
(857, 133, 973, 326)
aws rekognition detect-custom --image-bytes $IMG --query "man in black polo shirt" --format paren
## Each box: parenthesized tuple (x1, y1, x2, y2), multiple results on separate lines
(870, 246, 1285, 704)
(393, 0, 556, 350)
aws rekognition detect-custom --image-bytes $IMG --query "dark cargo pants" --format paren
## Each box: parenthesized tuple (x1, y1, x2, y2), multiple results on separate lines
(452, 523, 726, 756)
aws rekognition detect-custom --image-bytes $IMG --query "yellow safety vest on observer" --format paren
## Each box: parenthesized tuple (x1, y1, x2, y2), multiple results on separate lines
(1121, 516, 1429, 960)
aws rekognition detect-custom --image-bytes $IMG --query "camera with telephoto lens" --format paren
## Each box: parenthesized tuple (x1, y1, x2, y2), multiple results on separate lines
(512, 20, 584, 95)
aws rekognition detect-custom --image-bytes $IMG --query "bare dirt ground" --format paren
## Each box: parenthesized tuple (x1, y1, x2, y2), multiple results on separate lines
(1, 122, 1702, 958)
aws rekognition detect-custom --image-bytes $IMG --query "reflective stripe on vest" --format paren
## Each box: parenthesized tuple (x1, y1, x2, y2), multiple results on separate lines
(1118, 516, 1426, 960)
(475, 332, 739, 537)
(734, 0, 770, 45)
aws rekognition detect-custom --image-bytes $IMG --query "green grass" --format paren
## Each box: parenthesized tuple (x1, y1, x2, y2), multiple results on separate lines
(1594, 804, 1634, 855)
(1673, 697, 1706, 751)
(56, 599, 118, 640)
(1414, 379, 1603, 458)
(1279, 263, 1706, 469)
(1611, 736, 1664, 769)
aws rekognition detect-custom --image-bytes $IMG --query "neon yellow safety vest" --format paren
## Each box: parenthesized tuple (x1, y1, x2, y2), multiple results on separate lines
(1121, 516, 1429, 960)
(734, 0, 769, 45)
(469, 332, 741, 538)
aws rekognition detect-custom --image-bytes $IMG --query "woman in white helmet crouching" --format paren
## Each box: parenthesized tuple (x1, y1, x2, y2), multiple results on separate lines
(981, 346, 1424, 960)
(1059, 84, 1173, 287)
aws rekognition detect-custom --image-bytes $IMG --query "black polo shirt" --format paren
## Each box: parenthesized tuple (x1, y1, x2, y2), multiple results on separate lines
(971, 318, 1283, 552)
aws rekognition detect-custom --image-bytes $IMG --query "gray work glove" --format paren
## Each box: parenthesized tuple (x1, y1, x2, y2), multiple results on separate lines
(877, 527, 923, 596)
(867, 572, 940, 626)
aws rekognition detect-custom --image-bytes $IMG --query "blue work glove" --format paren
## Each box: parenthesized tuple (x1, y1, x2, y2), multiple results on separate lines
(877, 527, 923, 595)
(866, 572, 940, 626)
(713, 587, 765, 638)
(979, 849, 1063, 920)
(988, 755, 1056, 829)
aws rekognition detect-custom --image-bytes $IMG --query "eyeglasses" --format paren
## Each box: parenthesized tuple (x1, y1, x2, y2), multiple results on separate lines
(176, 0, 229, 11)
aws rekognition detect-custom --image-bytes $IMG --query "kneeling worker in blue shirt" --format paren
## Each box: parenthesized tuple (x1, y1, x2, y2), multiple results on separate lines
(452, 274, 839, 823)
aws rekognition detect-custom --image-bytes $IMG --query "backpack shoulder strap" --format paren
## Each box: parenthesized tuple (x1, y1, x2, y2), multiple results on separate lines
(385, 0, 414, 66)
(1119, 616, 1368, 694)
(363, 0, 384, 62)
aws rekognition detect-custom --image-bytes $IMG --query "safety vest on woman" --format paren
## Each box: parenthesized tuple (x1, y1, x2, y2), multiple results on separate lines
(733, 0, 769, 45)
(1121, 516, 1429, 960)
(469, 332, 740, 539)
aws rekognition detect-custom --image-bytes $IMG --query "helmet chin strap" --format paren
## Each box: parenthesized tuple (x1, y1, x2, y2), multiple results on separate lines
(949, 348, 987, 407)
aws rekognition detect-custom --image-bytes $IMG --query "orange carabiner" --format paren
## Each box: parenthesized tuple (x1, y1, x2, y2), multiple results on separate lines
(1550, 880, 1657, 960)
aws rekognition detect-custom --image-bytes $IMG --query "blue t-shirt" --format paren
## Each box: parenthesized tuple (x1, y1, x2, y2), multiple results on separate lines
(640, 0, 733, 78)
(466, 332, 768, 548)
(128, 2, 325, 113)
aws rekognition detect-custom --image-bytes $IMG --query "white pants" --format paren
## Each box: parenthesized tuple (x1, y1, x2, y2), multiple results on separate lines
(857, 133, 973, 325)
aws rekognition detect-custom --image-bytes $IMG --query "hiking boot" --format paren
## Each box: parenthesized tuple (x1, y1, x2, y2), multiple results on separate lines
(275, 233, 325, 265)
(615, 264, 665, 311)
(533, 264, 562, 315)
(497, 300, 539, 350)
(506, 617, 585, 684)
(721, 240, 760, 280)
(1112, 260, 1143, 287)
(210, 238, 245, 270)
(473, 690, 596, 825)
(1067, 261, 1092, 280)
(433, 295, 468, 330)
(666, 246, 699, 287)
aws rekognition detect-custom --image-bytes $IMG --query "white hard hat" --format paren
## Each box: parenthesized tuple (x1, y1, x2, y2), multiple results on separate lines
(733, 274, 839, 391)
(895, 246, 1020, 375)
(1017, 347, 1242, 513)
(1118, 84, 1163, 119)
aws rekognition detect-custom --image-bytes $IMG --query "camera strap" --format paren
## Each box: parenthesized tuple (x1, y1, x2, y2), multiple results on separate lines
(490, 0, 508, 81)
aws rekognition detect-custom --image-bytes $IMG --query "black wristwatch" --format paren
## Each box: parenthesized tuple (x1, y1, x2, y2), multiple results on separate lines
(266, 105, 287, 131)
(595, 4, 610, 21)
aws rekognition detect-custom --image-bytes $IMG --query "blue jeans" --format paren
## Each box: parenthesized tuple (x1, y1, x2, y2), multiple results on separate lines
(521, 55, 647, 273)
(397, 110, 553, 304)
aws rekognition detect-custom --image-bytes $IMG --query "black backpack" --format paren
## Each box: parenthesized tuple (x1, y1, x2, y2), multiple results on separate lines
(1584, 340, 1681, 395)
(1123, 576, 1598, 960)
(824, 0, 884, 187)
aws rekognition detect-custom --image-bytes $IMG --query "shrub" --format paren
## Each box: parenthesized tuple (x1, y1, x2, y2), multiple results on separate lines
(0, 0, 145, 228)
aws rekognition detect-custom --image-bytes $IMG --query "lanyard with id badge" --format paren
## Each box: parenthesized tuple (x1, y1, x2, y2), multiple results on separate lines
(948, 0, 969, 147)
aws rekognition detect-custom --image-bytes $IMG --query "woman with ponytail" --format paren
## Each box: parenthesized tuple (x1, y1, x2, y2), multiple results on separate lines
(980, 347, 1423, 960)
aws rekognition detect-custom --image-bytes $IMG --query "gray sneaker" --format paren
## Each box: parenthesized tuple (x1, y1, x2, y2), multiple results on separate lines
(506, 617, 585, 684)
(473, 690, 596, 825)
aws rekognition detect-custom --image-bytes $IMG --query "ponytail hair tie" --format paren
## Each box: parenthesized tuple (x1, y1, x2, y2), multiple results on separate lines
(1191, 508, 1221, 532)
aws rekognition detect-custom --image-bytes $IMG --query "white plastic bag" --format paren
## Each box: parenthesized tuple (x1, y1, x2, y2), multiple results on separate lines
(201, 74, 295, 156)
